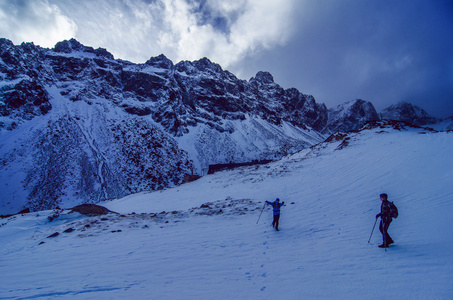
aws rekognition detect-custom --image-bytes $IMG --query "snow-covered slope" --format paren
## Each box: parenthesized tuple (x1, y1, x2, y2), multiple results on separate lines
(427, 116, 453, 131)
(0, 88, 195, 213)
(177, 115, 324, 174)
(1, 121, 452, 299)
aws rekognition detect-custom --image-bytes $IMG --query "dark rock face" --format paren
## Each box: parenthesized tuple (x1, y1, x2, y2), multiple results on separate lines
(0, 79, 52, 124)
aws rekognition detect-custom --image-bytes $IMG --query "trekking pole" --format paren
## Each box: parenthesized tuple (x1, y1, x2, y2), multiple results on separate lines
(368, 217, 378, 243)
(256, 202, 266, 224)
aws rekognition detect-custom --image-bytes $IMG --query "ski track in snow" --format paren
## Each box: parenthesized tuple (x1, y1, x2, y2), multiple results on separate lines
(1, 127, 452, 299)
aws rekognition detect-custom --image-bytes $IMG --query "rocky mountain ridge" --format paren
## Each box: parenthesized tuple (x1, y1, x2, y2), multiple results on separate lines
(0, 38, 447, 213)
(380, 101, 440, 125)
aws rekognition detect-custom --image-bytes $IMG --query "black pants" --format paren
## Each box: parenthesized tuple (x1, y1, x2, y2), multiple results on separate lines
(379, 219, 394, 246)
(272, 214, 280, 230)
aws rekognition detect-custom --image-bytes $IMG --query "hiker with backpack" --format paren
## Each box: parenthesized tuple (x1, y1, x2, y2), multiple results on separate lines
(266, 198, 285, 231)
(375, 193, 398, 248)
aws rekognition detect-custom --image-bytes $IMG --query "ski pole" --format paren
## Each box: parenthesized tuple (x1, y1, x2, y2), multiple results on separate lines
(368, 217, 378, 243)
(256, 202, 266, 224)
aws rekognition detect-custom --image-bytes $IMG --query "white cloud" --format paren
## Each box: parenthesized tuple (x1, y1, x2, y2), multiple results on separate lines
(1, 0, 297, 68)
(0, 0, 77, 47)
(156, 0, 297, 67)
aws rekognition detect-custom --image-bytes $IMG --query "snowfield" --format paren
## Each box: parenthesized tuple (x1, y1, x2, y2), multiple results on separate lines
(1, 123, 452, 299)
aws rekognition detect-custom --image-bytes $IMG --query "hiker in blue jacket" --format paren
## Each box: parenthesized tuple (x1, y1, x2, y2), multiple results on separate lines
(266, 198, 285, 231)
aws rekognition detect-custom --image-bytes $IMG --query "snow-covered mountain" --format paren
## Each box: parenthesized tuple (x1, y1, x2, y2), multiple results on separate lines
(0, 38, 327, 213)
(324, 99, 380, 134)
(380, 101, 440, 125)
(321, 99, 446, 134)
(1, 120, 452, 299)
(0, 38, 447, 214)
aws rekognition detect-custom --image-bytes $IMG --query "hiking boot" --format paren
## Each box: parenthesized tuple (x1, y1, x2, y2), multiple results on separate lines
(378, 244, 389, 248)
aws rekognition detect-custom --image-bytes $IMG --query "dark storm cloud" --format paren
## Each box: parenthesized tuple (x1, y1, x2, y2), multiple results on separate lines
(232, 0, 453, 118)
(188, 0, 231, 33)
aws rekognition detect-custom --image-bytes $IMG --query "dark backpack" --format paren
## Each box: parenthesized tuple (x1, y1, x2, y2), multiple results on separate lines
(389, 201, 398, 218)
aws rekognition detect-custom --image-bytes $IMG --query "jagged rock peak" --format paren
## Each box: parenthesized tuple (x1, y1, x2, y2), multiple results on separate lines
(53, 38, 114, 60)
(0, 38, 45, 54)
(0, 38, 20, 68)
(174, 57, 223, 75)
(53, 38, 89, 53)
(380, 101, 439, 125)
(0, 38, 15, 50)
(253, 71, 275, 84)
(193, 57, 223, 72)
(145, 54, 174, 69)
(351, 99, 377, 114)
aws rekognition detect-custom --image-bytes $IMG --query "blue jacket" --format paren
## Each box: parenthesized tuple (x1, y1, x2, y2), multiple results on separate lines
(266, 200, 284, 215)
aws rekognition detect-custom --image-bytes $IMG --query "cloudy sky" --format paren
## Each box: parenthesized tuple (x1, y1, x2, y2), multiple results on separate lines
(1, 0, 452, 118)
